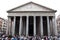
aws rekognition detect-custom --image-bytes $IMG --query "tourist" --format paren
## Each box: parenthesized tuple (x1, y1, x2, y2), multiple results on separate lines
(26, 35, 30, 40)
(32, 36, 36, 40)
(28, 36, 32, 40)
(37, 36, 41, 40)
(58, 37, 60, 40)
(36, 36, 38, 40)
(48, 36, 51, 40)
(5, 36, 8, 40)
(46, 36, 48, 40)
(43, 36, 48, 40)
(41, 37, 44, 40)
(20, 35, 24, 40)
(16, 35, 20, 40)
(2, 34, 5, 40)
(0, 37, 1, 40)
(11, 35, 17, 40)
(24, 35, 27, 40)
(41, 36, 44, 40)
(11, 37, 14, 40)
(50, 36, 52, 40)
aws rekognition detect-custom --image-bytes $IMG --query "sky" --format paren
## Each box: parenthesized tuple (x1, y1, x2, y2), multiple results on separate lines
(0, 0, 60, 19)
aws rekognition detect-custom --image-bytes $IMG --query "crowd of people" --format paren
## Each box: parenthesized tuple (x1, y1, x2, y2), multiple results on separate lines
(0, 34, 60, 40)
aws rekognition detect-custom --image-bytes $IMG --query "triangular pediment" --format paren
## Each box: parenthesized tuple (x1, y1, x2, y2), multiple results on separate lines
(7, 2, 56, 13)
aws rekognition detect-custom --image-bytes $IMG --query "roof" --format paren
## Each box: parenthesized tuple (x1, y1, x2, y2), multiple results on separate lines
(56, 15, 60, 21)
(7, 1, 57, 13)
(0, 17, 7, 21)
(0, 17, 5, 20)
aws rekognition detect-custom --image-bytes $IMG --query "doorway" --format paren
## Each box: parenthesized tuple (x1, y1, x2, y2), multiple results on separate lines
(43, 16, 48, 36)
(15, 17, 20, 35)
(28, 16, 34, 36)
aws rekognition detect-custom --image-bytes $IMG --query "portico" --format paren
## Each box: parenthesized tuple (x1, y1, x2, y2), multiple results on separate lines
(7, 2, 58, 37)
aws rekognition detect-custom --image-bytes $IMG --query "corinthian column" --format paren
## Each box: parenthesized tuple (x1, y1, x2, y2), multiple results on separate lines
(53, 16, 58, 36)
(19, 16, 22, 36)
(34, 16, 36, 36)
(40, 16, 43, 37)
(47, 16, 50, 36)
(26, 16, 29, 36)
(8, 17, 11, 35)
(12, 16, 16, 35)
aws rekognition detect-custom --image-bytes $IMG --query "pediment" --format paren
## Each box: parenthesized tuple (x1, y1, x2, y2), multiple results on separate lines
(7, 2, 56, 13)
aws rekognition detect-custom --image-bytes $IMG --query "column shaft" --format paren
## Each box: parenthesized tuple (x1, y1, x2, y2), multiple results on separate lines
(40, 16, 43, 36)
(53, 16, 58, 36)
(19, 16, 22, 36)
(34, 16, 36, 36)
(26, 16, 29, 36)
(8, 17, 11, 35)
(52, 17, 55, 35)
(12, 16, 16, 35)
(47, 16, 50, 36)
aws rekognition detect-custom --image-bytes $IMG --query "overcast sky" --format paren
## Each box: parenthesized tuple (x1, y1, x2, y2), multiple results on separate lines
(0, 0, 60, 19)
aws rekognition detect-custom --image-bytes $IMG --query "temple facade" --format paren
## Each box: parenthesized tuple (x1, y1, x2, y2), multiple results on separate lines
(7, 2, 58, 37)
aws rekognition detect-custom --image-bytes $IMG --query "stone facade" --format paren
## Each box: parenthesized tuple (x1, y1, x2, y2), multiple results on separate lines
(56, 15, 60, 35)
(0, 17, 8, 34)
(7, 2, 58, 37)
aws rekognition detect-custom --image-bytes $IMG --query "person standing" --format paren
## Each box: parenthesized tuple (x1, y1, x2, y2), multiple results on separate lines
(16, 35, 20, 40)
(24, 35, 27, 40)
(26, 36, 30, 40)
(32, 36, 36, 40)
(2, 34, 5, 40)
(11, 35, 17, 40)
(20, 35, 24, 40)
(58, 37, 60, 40)
(5, 36, 8, 40)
